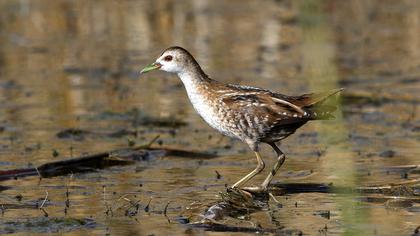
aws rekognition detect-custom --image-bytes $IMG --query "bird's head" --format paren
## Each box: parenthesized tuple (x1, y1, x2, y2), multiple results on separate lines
(140, 46, 197, 75)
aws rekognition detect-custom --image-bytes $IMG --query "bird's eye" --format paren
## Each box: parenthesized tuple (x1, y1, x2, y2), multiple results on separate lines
(164, 55, 173, 61)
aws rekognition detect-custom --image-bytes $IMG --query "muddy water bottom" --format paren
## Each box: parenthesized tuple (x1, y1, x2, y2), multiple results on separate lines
(0, 144, 419, 235)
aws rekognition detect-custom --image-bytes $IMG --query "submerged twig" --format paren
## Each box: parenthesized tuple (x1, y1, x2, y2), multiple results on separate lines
(144, 135, 160, 148)
(39, 190, 49, 217)
(124, 199, 141, 217)
(215, 170, 222, 179)
(64, 173, 73, 213)
(39, 190, 48, 209)
(144, 197, 152, 213)
(35, 167, 42, 183)
(103, 186, 113, 216)
(163, 201, 171, 223)
(414, 225, 420, 235)
(40, 208, 48, 217)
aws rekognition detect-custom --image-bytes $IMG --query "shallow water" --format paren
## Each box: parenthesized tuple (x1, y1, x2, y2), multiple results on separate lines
(0, 0, 419, 235)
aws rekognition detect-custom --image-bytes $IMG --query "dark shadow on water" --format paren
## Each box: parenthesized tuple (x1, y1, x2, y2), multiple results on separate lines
(0, 145, 218, 182)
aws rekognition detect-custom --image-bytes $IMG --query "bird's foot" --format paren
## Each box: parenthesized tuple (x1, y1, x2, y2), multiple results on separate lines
(239, 186, 270, 201)
(223, 187, 269, 208)
(226, 186, 269, 200)
(240, 186, 267, 194)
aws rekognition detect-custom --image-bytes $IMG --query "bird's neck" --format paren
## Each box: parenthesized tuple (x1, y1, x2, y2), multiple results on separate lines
(177, 67, 220, 121)
(177, 66, 214, 95)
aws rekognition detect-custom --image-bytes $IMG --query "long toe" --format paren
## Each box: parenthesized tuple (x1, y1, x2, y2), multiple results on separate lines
(239, 186, 270, 201)
(241, 186, 267, 193)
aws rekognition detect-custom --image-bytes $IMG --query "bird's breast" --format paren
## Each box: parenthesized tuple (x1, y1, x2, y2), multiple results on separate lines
(186, 89, 239, 138)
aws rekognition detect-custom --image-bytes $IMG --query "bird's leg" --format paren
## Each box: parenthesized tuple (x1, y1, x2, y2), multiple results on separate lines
(240, 143, 285, 193)
(261, 143, 285, 190)
(231, 152, 265, 188)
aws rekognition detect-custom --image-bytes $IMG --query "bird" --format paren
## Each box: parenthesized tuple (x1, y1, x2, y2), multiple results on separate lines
(140, 46, 342, 193)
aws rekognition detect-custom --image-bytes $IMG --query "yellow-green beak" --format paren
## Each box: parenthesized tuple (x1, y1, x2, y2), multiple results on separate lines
(140, 62, 161, 74)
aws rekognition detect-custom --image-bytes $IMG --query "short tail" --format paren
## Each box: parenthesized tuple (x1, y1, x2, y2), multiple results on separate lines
(297, 88, 344, 120)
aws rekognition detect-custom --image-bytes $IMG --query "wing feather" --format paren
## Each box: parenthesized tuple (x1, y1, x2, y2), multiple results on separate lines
(221, 92, 308, 123)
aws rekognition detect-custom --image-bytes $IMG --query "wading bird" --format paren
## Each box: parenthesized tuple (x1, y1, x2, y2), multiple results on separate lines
(141, 46, 342, 193)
